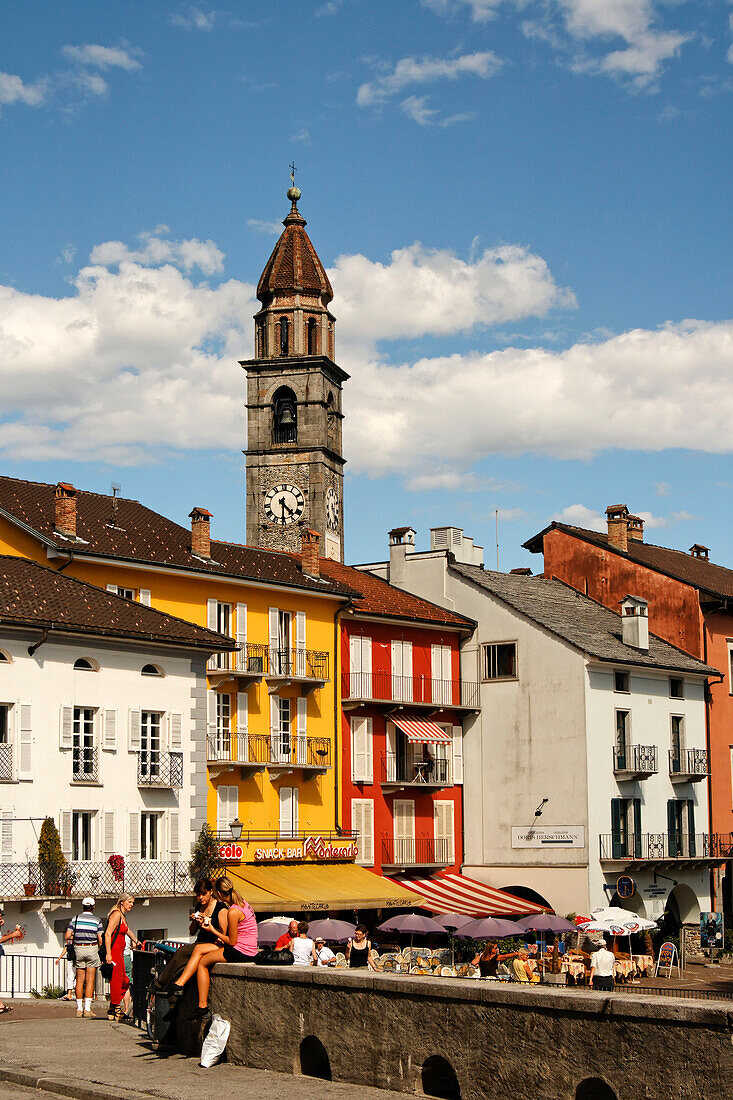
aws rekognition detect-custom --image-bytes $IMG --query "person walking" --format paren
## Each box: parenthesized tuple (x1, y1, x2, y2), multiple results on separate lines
(589, 936, 616, 992)
(0, 910, 24, 1015)
(65, 897, 104, 1018)
(105, 895, 139, 1021)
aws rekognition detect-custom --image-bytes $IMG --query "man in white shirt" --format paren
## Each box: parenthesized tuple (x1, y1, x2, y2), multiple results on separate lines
(314, 937, 335, 967)
(589, 939, 616, 992)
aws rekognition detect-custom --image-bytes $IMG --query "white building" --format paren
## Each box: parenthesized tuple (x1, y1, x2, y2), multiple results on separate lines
(361, 528, 723, 925)
(0, 555, 233, 955)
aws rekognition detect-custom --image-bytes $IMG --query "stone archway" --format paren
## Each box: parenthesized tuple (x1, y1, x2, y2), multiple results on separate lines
(666, 883, 700, 926)
(298, 1036, 332, 1080)
(421, 1055, 461, 1100)
(575, 1078, 618, 1100)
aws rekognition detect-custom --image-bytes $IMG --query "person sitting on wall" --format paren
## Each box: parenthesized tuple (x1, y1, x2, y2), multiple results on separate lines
(275, 920, 299, 952)
(291, 922, 316, 967)
(154, 878, 228, 990)
(511, 949, 540, 983)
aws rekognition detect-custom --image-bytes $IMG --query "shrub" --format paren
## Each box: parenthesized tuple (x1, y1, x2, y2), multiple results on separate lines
(30, 984, 65, 999)
(189, 824, 221, 881)
(38, 817, 66, 894)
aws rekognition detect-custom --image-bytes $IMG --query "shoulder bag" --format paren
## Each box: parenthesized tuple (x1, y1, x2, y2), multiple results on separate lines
(99, 913, 122, 980)
(66, 917, 78, 966)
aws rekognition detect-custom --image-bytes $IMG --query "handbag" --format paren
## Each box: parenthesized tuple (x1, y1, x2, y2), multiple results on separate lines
(99, 912, 122, 980)
(66, 917, 78, 966)
(254, 947, 294, 966)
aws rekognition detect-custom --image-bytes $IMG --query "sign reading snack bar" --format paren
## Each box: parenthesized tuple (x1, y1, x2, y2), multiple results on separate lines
(217, 836, 359, 863)
(511, 826, 585, 849)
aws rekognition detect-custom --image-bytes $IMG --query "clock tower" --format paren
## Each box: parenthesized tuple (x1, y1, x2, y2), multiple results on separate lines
(242, 185, 347, 561)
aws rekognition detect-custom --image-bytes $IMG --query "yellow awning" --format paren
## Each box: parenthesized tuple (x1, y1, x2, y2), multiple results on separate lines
(229, 862, 420, 913)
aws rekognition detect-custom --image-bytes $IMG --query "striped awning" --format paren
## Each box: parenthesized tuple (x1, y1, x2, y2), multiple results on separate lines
(390, 714, 452, 744)
(386, 872, 550, 917)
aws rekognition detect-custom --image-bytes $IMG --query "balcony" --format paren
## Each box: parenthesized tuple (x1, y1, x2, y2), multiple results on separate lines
(0, 742, 12, 781)
(381, 752, 452, 789)
(381, 837, 453, 870)
(342, 671, 479, 711)
(260, 733, 332, 773)
(206, 733, 266, 775)
(207, 643, 269, 685)
(613, 745, 657, 780)
(669, 749, 709, 782)
(72, 747, 99, 784)
(136, 751, 183, 789)
(265, 648, 329, 694)
(599, 832, 733, 865)
(0, 859, 196, 902)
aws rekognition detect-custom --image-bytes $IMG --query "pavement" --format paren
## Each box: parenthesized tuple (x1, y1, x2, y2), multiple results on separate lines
(0, 1000, 406, 1100)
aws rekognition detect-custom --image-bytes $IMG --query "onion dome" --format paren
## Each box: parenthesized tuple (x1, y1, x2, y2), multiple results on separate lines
(256, 190, 333, 306)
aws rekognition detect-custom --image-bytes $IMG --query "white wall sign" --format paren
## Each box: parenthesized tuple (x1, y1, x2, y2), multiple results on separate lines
(511, 826, 585, 849)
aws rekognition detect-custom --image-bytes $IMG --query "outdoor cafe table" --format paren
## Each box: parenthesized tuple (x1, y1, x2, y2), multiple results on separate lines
(633, 954, 654, 975)
(559, 958, 587, 982)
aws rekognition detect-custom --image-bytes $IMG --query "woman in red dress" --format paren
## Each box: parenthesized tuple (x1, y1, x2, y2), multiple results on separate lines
(105, 895, 139, 1021)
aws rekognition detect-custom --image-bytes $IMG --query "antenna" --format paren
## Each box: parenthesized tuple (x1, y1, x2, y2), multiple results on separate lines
(110, 482, 121, 524)
(496, 508, 499, 571)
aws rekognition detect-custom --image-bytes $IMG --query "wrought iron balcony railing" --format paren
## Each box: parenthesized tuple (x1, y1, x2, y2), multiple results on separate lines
(0, 742, 12, 782)
(207, 644, 329, 682)
(381, 837, 454, 868)
(206, 733, 331, 770)
(208, 642, 269, 675)
(669, 748, 709, 780)
(72, 746, 99, 783)
(613, 745, 658, 778)
(136, 751, 184, 788)
(381, 752, 452, 787)
(599, 833, 733, 861)
(342, 670, 479, 709)
(0, 859, 197, 901)
(206, 733, 255, 765)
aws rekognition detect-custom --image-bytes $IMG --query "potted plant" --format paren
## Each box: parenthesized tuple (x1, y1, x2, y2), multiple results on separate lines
(107, 853, 125, 882)
(23, 850, 36, 896)
(38, 817, 66, 895)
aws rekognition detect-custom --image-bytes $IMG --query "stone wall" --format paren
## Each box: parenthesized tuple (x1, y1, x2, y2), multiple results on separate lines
(209, 965, 732, 1100)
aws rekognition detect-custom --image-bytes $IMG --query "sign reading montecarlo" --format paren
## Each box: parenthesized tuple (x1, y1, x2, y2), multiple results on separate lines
(218, 836, 359, 864)
(511, 826, 585, 849)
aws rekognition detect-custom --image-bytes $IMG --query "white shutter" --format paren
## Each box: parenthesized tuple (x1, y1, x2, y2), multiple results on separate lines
(60, 810, 72, 859)
(391, 640, 402, 700)
(237, 692, 248, 734)
(169, 712, 182, 751)
(452, 724, 463, 785)
(435, 801, 455, 864)
(351, 717, 373, 783)
(207, 689, 216, 736)
(139, 589, 151, 607)
(103, 709, 117, 751)
(296, 697, 307, 764)
(268, 607, 279, 668)
(18, 704, 32, 779)
(236, 602, 247, 669)
(106, 584, 117, 593)
(59, 705, 73, 750)
(217, 785, 238, 834)
(207, 599, 218, 632)
(128, 811, 140, 858)
(279, 786, 298, 837)
(103, 811, 115, 856)
(169, 811, 180, 857)
(128, 709, 141, 751)
(1, 810, 13, 862)
(295, 611, 306, 676)
(270, 694, 279, 736)
(352, 799, 374, 866)
(403, 642, 413, 702)
(350, 635, 372, 696)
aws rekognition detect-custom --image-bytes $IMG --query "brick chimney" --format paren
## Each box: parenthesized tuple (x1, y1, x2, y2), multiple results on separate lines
(606, 504, 629, 553)
(689, 544, 709, 560)
(189, 507, 212, 559)
(627, 514, 644, 543)
(301, 527, 321, 578)
(54, 482, 77, 538)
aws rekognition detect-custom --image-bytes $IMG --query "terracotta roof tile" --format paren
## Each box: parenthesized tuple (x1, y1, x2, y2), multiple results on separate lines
(256, 202, 333, 304)
(316, 558, 473, 628)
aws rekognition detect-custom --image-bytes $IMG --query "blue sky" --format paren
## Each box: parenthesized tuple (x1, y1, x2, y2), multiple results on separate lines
(1, 0, 732, 569)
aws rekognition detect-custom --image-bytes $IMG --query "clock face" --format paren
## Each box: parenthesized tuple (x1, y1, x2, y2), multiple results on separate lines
(264, 483, 305, 526)
(326, 487, 339, 531)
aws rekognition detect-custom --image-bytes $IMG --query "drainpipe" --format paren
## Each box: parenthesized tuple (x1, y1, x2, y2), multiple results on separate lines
(28, 627, 50, 657)
(335, 598, 355, 836)
(54, 551, 75, 573)
(702, 601, 726, 911)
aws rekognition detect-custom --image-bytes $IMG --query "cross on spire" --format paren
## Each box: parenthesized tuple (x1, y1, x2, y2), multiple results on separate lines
(289, 161, 297, 187)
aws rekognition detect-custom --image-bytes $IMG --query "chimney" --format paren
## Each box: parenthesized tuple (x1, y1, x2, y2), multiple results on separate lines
(388, 526, 416, 588)
(510, 567, 532, 576)
(54, 482, 77, 539)
(689, 544, 709, 560)
(189, 507, 212, 559)
(606, 504, 629, 553)
(626, 514, 644, 543)
(301, 527, 321, 578)
(619, 595, 649, 651)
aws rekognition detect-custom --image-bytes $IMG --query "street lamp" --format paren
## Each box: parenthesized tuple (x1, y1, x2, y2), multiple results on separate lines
(230, 818, 243, 841)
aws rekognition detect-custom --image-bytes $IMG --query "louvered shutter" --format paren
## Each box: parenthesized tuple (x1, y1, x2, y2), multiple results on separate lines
(169, 811, 180, 857)
(352, 799, 374, 866)
(18, 704, 32, 779)
(452, 724, 463, 785)
(350, 635, 360, 696)
(268, 607, 279, 670)
(612, 798, 625, 859)
(632, 797, 642, 858)
(385, 720, 396, 782)
(207, 599, 218, 631)
(295, 612, 306, 677)
(351, 718, 366, 782)
(103, 709, 117, 751)
(139, 589, 151, 607)
(270, 694, 279, 759)
(59, 705, 73, 750)
(103, 811, 115, 856)
(60, 811, 72, 859)
(278, 786, 298, 837)
(402, 642, 413, 702)
(236, 602, 247, 670)
(391, 640, 402, 700)
(1, 810, 13, 863)
(687, 798, 696, 857)
(236, 691, 248, 733)
(128, 709, 141, 752)
(435, 801, 455, 864)
(217, 785, 238, 834)
(296, 697, 307, 764)
(128, 812, 140, 858)
(352, 799, 364, 861)
(106, 584, 117, 593)
(169, 712, 182, 751)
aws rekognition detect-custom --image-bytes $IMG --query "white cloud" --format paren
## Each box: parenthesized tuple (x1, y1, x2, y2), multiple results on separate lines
(62, 45, 142, 71)
(246, 219, 282, 237)
(400, 95, 439, 125)
(422, 0, 501, 20)
(170, 7, 218, 30)
(406, 468, 507, 492)
(70, 71, 108, 96)
(551, 504, 607, 531)
(357, 51, 502, 107)
(655, 481, 670, 497)
(0, 71, 46, 108)
(89, 231, 224, 276)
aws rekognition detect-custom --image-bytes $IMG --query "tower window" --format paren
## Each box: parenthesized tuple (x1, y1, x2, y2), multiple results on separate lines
(273, 386, 297, 444)
(279, 316, 289, 356)
(256, 318, 267, 358)
(307, 318, 318, 355)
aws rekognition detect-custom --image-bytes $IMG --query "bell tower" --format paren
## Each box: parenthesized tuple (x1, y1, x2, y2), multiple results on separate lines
(242, 183, 347, 561)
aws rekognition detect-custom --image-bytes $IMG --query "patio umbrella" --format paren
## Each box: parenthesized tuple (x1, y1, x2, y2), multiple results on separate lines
(578, 910, 658, 974)
(257, 916, 292, 945)
(378, 913, 447, 973)
(434, 913, 473, 968)
(458, 917, 525, 939)
(517, 914, 578, 974)
(307, 918, 356, 944)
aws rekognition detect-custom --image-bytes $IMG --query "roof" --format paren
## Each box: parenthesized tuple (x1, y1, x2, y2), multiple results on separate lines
(449, 562, 718, 675)
(523, 522, 733, 602)
(0, 475, 352, 598)
(0, 556, 234, 651)
(256, 198, 333, 305)
(316, 558, 473, 629)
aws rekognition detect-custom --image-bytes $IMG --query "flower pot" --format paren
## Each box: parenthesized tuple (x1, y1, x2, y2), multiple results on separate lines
(23, 883, 36, 897)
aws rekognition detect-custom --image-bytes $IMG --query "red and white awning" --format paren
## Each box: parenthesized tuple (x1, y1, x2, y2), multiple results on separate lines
(390, 714, 452, 744)
(386, 872, 549, 917)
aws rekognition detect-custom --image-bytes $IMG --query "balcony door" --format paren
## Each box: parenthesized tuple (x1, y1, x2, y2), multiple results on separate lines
(215, 694, 231, 757)
(72, 707, 95, 780)
(393, 799, 415, 864)
(611, 797, 641, 859)
(72, 810, 94, 861)
(269, 608, 292, 675)
(431, 644, 452, 705)
(350, 635, 372, 698)
(270, 696, 292, 763)
(0, 704, 10, 781)
(668, 798, 695, 856)
(670, 715, 685, 773)
(615, 710, 629, 770)
(391, 640, 412, 702)
(140, 711, 162, 779)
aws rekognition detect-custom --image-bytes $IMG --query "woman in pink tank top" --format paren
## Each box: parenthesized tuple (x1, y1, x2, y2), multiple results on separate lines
(165, 877, 257, 1018)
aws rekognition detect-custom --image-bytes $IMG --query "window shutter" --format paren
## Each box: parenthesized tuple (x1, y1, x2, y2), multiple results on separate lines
(106, 584, 117, 593)
(270, 694, 279, 736)
(18, 703, 32, 779)
(352, 799, 374, 866)
(237, 691, 248, 735)
(59, 705, 73, 750)
(102, 709, 117, 751)
(169, 712, 183, 751)
(452, 724, 463, 785)
(207, 599, 218, 632)
(632, 797, 642, 858)
(431, 644, 440, 681)
(139, 589, 151, 607)
(351, 717, 366, 782)
(1, 810, 13, 862)
(169, 811, 180, 857)
(667, 800, 678, 857)
(403, 643, 412, 701)
(295, 611, 306, 676)
(687, 798, 696, 856)
(296, 698, 307, 764)
(279, 787, 294, 836)
(236, 602, 247, 670)
(611, 798, 623, 859)
(217, 785, 238, 834)
(60, 810, 72, 859)
(128, 709, 141, 751)
(103, 811, 115, 856)
(207, 689, 216, 736)
(435, 801, 455, 864)
(353, 799, 364, 859)
(128, 812, 140, 858)
(268, 607, 279, 666)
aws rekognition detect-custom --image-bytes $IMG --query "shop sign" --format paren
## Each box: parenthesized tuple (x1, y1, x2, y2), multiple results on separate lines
(511, 826, 585, 849)
(253, 836, 359, 863)
(616, 875, 636, 899)
(218, 843, 244, 861)
(700, 912, 724, 950)
(642, 885, 667, 897)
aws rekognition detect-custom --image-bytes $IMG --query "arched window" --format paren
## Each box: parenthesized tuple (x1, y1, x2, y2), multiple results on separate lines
(279, 316, 289, 356)
(307, 318, 318, 355)
(0, 650, 11, 663)
(141, 663, 164, 677)
(327, 322, 334, 358)
(73, 658, 99, 672)
(273, 386, 297, 444)
(256, 318, 267, 358)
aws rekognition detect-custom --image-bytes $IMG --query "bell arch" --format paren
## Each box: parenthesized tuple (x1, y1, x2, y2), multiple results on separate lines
(272, 386, 298, 444)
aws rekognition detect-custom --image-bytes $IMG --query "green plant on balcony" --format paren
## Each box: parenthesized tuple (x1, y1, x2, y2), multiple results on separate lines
(189, 823, 221, 881)
(38, 817, 66, 895)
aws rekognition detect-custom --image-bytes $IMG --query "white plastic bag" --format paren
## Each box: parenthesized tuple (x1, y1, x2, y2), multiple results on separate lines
(199, 1014, 231, 1068)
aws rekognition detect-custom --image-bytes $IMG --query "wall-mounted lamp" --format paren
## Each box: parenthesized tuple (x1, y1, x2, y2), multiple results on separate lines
(230, 818, 243, 841)
(534, 799, 549, 818)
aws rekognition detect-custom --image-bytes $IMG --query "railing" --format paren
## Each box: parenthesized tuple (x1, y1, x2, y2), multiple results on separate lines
(599, 833, 733, 861)
(136, 751, 183, 788)
(206, 733, 252, 764)
(342, 671, 479, 708)
(72, 746, 99, 783)
(0, 953, 107, 998)
(381, 752, 452, 786)
(0, 860, 196, 900)
(613, 745, 658, 775)
(381, 837, 453, 867)
(669, 748, 709, 778)
(206, 733, 332, 768)
(207, 644, 329, 681)
(208, 642, 269, 674)
(0, 742, 12, 781)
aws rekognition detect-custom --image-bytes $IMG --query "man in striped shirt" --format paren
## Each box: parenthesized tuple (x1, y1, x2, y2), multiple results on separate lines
(65, 898, 103, 1018)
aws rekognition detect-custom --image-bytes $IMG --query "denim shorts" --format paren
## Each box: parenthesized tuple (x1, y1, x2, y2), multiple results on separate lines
(74, 945, 101, 969)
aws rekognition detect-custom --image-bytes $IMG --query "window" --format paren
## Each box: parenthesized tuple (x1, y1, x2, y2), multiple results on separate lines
(273, 386, 297, 444)
(279, 316, 289, 356)
(207, 601, 232, 670)
(431, 644, 452, 705)
(307, 317, 318, 355)
(615, 710, 630, 770)
(391, 639, 413, 702)
(140, 711, 162, 779)
(351, 799, 374, 865)
(667, 798, 695, 856)
(269, 608, 292, 674)
(669, 677, 684, 699)
(271, 696, 291, 762)
(72, 707, 96, 780)
(610, 797, 641, 859)
(728, 644, 733, 694)
(481, 642, 517, 681)
(349, 635, 372, 697)
(216, 785, 238, 835)
(141, 663, 163, 677)
(0, 705, 10, 782)
(0, 651, 10, 663)
(216, 693, 231, 755)
(72, 810, 94, 861)
(117, 588, 134, 601)
(140, 812, 159, 860)
(279, 786, 298, 838)
(73, 658, 98, 672)
(350, 717, 373, 783)
(670, 715, 685, 772)
(614, 671, 630, 693)
(434, 801, 455, 864)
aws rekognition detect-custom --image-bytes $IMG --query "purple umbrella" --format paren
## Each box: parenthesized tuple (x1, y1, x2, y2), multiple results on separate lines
(307, 918, 355, 944)
(516, 914, 577, 973)
(458, 917, 525, 939)
(434, 913, 473, 931)
(257, 919, 289, 945)
(378, 913, 448, 973)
